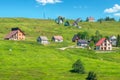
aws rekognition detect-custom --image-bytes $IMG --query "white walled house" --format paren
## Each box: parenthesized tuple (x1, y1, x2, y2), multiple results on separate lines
(96, 38, 112, 51)
(37, 36, 49, 44)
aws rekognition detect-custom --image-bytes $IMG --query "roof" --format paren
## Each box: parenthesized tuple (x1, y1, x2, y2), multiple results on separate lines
(4, 28, 25, 39)
(53, 36, 63, 40)
(39, 36, 48, 41)
(110, 36, 117, 39)
(4, 30, 18, 39)
(77, 40, 88, 44)
(96, 38, 106, 46)
(88, 17, 94, 20)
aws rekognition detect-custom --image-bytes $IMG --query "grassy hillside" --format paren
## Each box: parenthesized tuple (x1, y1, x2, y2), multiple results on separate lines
(0, 18, 120, 80)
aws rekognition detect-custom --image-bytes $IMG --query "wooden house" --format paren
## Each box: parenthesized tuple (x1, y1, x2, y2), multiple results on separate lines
(96, 38, 112, 51)
(72, 34, 79, 42)
(77, 40, 88, 47)
(52, 36, 63, 42)
(4, 28, 25, 40)
(37, 36, 49, 44)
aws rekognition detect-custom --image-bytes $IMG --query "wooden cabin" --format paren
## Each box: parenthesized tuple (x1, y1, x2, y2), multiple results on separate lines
(4, 28, 25, 40)
(37, 36, 49, 44)
(52, 36, 63, 42)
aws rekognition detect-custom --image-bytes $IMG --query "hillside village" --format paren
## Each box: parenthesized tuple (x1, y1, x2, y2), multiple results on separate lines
(3, 17, 120, 52)
(0, 18, 120, 80)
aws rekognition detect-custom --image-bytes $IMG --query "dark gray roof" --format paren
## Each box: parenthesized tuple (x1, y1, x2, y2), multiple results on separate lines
(77, 40, 88, 44)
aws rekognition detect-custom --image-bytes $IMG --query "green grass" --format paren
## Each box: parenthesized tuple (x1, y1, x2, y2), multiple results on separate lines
(0, 18, 120, 80)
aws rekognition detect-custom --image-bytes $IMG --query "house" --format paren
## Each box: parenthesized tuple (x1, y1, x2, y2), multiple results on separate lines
(96, 38, 112, 51)
(109, 36, 117, 46)
(55, 16, 64, 24)
(88, 17, 95, 22)
(52, 36, 63, 42)
(4, 27, 25, 40)
(72, 34, 79, 42)
(77, 40, 88, 47)
(37, 36, 49, 44)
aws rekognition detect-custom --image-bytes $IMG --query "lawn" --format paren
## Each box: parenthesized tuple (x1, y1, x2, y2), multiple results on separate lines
(0, 18, 120, 80)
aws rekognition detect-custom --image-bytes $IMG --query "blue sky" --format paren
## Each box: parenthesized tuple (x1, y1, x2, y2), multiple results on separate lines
(0, 0, 120, 20)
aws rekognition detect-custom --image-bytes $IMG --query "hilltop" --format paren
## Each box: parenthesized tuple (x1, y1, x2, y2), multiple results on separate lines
(0, 18, 120, 80)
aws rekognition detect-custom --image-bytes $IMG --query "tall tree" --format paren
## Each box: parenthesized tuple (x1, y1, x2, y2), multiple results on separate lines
(92, 30, 102, 43)
(116, 34, 120, 47)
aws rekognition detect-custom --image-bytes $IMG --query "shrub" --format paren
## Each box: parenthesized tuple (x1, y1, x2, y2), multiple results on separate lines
(86, 71, 97, 80)
(71, 59, 85, 74)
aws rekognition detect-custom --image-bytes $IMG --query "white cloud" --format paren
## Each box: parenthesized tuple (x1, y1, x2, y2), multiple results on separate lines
(114, 13, 120, 17)
(104, 4, 120, 13)
(36, 0, 62, 5)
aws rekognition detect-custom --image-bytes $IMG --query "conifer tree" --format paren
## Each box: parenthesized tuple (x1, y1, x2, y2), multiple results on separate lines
(71, 59, 85, 74)
(86, 71, 97, 80)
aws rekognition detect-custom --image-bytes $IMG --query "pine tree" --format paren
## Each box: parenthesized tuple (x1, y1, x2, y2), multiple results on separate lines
(116, 34, 120, 47)
(71, 59, 85, 74)
(86, 71, 97, 80)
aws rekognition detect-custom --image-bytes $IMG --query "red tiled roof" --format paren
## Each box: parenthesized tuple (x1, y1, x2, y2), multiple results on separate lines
(4, 30, 18, 39)
(53, 36, 63, 40)
(96, 38, 106, 46)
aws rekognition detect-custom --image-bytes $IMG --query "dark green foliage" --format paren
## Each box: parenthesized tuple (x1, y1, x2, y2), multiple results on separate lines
(86, 17, 89, 22)
(86, 71, 97, 80)
(104, 16, 116, 21)
(116, 34, 120, 47)
(91, 30, 103, 43)
(64, 21, 70, 26)
(89, 41, 95, 50)
(71, 59, 85, 74)
(77, 31, 89, 40)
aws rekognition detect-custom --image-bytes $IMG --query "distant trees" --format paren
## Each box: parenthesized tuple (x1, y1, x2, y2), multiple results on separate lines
(97, 17, 116, 22)
(71, 59, 85, 74)
(116, 34, 120, 47)
(86, 71, 97, 80)
(91, 30, 102, 43)
(77, 31, 89, 40)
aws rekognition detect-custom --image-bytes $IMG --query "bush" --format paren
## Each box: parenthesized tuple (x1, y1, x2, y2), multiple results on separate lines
(86, 71, 97, 80)
(70, 59, 85, 74)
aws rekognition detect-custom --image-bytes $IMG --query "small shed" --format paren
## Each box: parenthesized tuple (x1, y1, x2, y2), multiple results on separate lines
(4, 27, 25, 40)
(37, 36, 49, 44)
(77, 40, 88, 47)
(52, 36, 63, 42)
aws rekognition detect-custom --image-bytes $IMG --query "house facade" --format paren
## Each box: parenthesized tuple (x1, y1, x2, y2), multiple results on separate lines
(4, 28, 25, 40)
(52, 36, 63, 42)
(88, 17, 95, 22)
(37, 36, 49, 44)
(96, 38, 112, 51)
(77, 40, 88, 47)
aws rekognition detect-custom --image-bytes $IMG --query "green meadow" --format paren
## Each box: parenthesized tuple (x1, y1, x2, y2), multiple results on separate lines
(0, 18, 120, 80)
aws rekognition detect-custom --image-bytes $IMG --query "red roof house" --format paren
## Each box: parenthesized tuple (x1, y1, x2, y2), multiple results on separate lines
(96, 38, 112, 51)
(52, 36, 63, 42)
(88, 17, 95, 22)
(4, 28, 25, 40)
